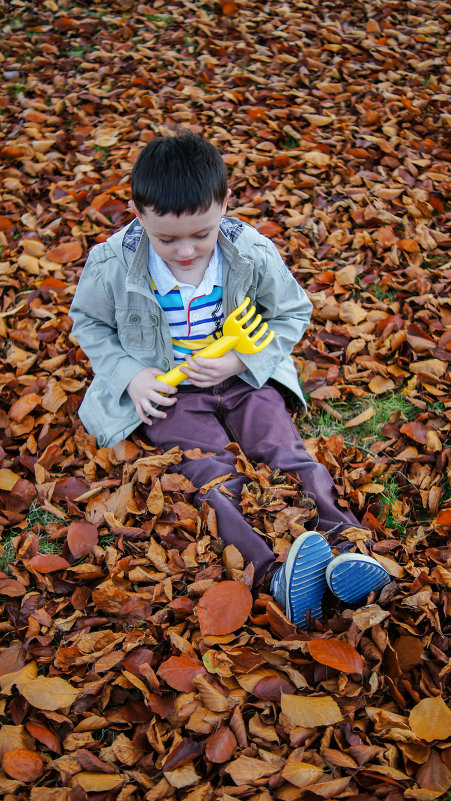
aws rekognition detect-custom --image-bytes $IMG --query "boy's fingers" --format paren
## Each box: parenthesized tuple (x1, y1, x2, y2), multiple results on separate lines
(154, 394, 177, 406)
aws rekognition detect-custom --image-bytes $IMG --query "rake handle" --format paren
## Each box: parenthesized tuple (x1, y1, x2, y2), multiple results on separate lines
(156, 335, 239, 388)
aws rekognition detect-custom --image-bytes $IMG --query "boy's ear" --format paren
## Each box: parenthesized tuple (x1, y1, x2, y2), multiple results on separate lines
(129, 200, 142, 222)
(221, 189, 231, 215)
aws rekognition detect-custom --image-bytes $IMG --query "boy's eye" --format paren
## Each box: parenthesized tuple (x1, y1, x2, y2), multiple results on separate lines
(158, 238, 174, 244)
(196, 233, 210, 239)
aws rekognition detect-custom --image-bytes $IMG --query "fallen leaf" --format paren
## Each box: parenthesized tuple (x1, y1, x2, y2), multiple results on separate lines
(308, 638, 364, 675)
(281, 693, 343, 728)
(409, 697, 451, 742)
(198, 581, 253, 635)
(3, 748, 44, 781)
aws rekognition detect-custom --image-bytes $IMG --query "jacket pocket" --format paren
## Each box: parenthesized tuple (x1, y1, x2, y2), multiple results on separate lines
(115, 307, 157, 351)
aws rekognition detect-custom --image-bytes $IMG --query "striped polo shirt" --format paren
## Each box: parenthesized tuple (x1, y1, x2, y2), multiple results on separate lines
(148, 242, 224, 370)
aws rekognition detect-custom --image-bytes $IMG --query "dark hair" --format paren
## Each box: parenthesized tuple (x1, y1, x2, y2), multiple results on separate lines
(131, 133, 228, 216)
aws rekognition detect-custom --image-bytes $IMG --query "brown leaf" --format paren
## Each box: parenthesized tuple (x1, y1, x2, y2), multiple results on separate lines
(157, 655, 207, 692)
(197, 580, 253, 635)
(162, 738, 203, 772)
(308, 638, 364, 675)
(26, 554, 70, 573)
(46, 242, 82, 263)
(9, 393, 41, 423)
(66, 520, 98, 558)
(205, 726, 237, 763)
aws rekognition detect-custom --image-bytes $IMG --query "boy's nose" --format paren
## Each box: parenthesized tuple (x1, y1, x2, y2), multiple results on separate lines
(177, 240, 195, 257)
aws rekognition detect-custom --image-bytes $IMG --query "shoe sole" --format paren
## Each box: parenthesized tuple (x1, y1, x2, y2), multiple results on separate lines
(285, 532, 332, 627)
(326, 553, 390, 604)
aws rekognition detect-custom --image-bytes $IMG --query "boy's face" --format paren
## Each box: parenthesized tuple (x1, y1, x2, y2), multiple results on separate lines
(130, 194, 230, 284)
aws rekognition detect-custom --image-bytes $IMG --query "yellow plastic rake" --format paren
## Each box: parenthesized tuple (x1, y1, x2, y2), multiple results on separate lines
(156, 297, 274, 388)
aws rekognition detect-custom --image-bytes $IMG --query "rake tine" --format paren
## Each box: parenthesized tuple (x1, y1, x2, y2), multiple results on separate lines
(250, 321, 268, 342)
(229, 297, 250, 321)
(252, 329, 274, 351)
(243, 313, 262, 334)
(237, 305, 256, 327)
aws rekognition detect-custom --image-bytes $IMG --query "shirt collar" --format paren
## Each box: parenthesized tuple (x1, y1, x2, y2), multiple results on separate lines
(148, 242, 222, 296)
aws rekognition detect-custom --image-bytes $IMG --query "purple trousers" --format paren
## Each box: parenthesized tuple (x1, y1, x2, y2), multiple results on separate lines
(143, 378, 360, 580)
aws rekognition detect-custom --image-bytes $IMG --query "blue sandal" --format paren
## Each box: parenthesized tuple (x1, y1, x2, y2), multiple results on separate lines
(326, 553, 391, 604)
(271, 532, 332, 627)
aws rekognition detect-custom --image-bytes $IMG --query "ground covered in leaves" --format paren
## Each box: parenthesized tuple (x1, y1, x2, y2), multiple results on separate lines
(0, 0, 450, 799)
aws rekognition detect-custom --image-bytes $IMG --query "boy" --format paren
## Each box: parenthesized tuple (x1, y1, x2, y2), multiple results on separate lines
(70, 133, 390, 627)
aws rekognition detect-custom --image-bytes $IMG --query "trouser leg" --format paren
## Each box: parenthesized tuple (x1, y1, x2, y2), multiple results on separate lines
(142, 386, 275, 578)
(221, 380, 361, 534)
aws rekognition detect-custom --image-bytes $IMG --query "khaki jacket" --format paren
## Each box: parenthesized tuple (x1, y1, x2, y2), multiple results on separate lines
(69, 217, 313, 447)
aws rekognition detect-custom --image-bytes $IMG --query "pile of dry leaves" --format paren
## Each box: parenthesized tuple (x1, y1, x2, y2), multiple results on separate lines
(0, 0, 450, 799)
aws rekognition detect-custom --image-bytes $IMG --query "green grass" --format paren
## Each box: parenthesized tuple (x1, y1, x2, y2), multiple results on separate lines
(371, 284, 396, 302)
(380, 474, 410, 535)
(0, 501, 63, 574)
(304, 390, 418, 446)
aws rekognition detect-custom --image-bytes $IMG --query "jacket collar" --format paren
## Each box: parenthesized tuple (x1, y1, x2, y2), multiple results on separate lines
(114, 218, 254, 306)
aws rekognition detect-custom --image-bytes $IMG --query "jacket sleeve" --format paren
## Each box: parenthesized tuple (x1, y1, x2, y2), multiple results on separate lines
(69, 249, 146, 403)
(236, 238, 312, 386)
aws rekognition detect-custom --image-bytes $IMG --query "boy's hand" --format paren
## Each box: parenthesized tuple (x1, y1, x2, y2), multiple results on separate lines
(127, 367, 177, 424)
(180, 351, 246, 387)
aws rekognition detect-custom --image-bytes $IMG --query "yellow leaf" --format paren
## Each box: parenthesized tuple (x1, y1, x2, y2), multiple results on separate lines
(0, 468, 20, 491)
(0, 662, 38, 694)
(146, 479, 164, 515)
(373, 553, 405, 578)
(303, 114, 333, 127)
(20, 675, 79, 711)
(71, 773, 123, 792)
(368, 375, 396, 394)
(41, 378, 67, 414)
(335, 264, 357, 286)
(343, 406, 374, 428)
(164, 764, 200, 789)
(282, 761, 323, 788)
(280, 693, 343, 728)
(339, 300, 367, 325)
(303, 151, 330, 167)
(358, 483, 385, 494)
(409, 697, 451, 742)
(225, 755, 279, 785)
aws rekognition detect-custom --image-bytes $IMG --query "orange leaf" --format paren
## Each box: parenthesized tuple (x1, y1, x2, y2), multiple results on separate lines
(400, 422, 428, 444)
(67, 520, 98, 559)
(9, 393, 41, 423)
(46, 241, 82, 263)
(257, 221, 283, 237)
(398, 238, 420, 253)
(26, 554, 70, 573)
(25, 721, 61, 753)
(2, 748, 44, 781)
(0, 216, 14, 232)
(157, 655, 207, 692)
(308, 638, 364, 675)
(197, 581, 253, 636)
